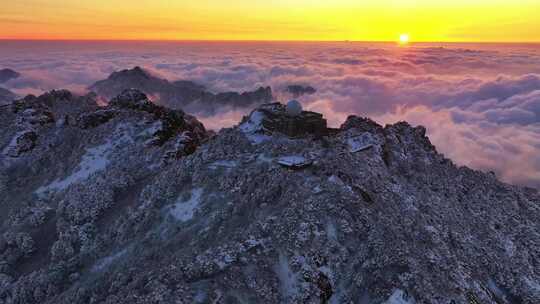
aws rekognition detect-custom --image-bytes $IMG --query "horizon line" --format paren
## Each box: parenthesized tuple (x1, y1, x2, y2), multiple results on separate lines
(1, 38, 540, 44)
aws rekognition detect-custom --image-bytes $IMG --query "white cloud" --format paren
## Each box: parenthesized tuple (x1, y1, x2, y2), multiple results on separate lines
(2, 41, 540, 186)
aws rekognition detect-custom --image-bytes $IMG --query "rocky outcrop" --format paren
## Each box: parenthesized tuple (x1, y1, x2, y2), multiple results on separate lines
(2, 130, 38, 157)
(89, 66, 273, 114)
(0, 68, 19, 84)
(240, 103, 329, 138)
(108, 88, 207, 147)
(77, 109, 118, 129)
(0, 94, 539, 304)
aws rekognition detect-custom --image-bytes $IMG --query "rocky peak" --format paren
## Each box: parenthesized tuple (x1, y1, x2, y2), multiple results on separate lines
(109, 88, 155, 111)
(89, 89, 208, 147)
(109, 66, 152, 80)
(340, 115, 383, 133)
(89, 67, 172, 101)
(240, 102, 329, 138)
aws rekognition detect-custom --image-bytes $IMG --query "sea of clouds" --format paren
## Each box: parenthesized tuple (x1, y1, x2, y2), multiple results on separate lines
(1, 40, 540, 187)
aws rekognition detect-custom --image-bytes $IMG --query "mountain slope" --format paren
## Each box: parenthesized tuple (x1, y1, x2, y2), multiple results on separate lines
(0, 90, 539, 304)
(89, 67, 273, 115)
(0, 69, 19, 84)
(0, 88, 16, 105)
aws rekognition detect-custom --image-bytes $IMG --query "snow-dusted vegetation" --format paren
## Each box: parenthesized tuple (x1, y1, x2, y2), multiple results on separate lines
(0, 89, 539, 304)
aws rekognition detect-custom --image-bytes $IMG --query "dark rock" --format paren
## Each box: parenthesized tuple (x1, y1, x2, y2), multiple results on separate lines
(0, 68, 20, 84)
(77, 109, 118, 129)
(110, 89, 208, 146)
(162, 132, 201, 162)
(340, 115, 383, 133)
(12, 90, 73, 114)
(172, 80, 207, 92)
(2, 88, 540, 304)
(109, 88, 155, 112)
(285, 85, 317, 98)
(252, 103, 328, 138)
(4, 130, 38, 157)
(89, 67, 273, 113)
(214, 86, 273, 108)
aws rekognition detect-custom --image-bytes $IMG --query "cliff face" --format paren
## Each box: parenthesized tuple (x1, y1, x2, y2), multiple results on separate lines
(0, 89, 539, 304)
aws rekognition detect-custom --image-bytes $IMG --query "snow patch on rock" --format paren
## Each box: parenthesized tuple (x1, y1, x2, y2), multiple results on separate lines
(208, 160, 238, 170)
(383, 289, 416, 304)
(36, 141, 113, 195)
(347, 132, 376, 153)
(524, 277, 540, 294)
(274, 253, 299, 301)
(138, 120, 163, 138)
(325, 220, 338, 241)
(239, 110, 271, 144)
(36, 124, 134, 196)
(92, 248, 128, 273)
(169, 188, 203, 222)
(277, 155, 312, 169)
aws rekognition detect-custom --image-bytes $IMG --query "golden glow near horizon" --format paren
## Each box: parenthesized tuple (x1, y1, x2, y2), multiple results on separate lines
(1, 0, 540, 42)
(399, 34, 410, 44)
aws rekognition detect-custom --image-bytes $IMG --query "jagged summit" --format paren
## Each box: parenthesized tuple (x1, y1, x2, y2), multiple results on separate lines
(0, 89, 539, 304)
(113, 66, 150, 78)
(0, 68, 20, 84)
(89, 66, 273, 114)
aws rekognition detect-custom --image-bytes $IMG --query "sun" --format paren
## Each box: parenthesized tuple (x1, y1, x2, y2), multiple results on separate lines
(399, 34, 410, 44)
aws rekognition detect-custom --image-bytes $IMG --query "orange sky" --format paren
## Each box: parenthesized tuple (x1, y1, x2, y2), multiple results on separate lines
(1, 0, 540, 42)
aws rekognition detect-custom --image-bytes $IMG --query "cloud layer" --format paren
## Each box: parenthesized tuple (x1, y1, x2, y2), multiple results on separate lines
(1, 41, 540, 187)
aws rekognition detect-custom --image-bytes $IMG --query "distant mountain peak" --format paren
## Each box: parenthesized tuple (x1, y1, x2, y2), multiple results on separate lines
(0, 68, 20, 84)
(109, 66, 154, 80)
(89, 67, 274, 114)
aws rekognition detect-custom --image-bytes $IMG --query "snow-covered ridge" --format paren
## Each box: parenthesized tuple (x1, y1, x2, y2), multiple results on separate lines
(0, 88, 539, 304)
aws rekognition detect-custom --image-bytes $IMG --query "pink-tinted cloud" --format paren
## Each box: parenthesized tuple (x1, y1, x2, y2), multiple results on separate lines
(2, 41, 540, 186)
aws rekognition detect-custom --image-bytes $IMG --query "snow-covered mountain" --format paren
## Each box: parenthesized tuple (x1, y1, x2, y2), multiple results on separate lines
(0, 89, 539, 304)
(89, 67, 273, 116)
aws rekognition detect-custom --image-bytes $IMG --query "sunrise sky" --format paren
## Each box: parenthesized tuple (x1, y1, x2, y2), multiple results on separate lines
(1, 0, 540, 42)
